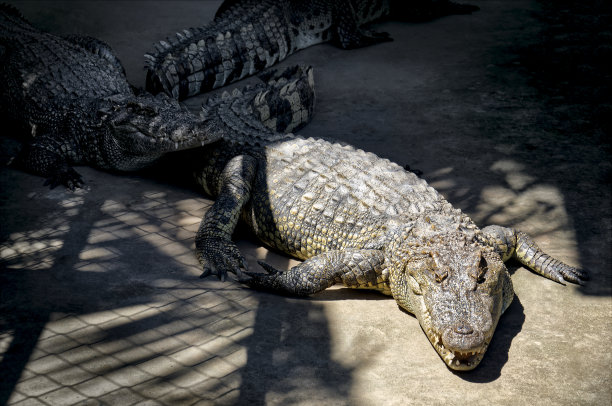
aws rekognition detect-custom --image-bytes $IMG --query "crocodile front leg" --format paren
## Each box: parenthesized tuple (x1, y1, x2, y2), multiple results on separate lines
(17, 134, 84, 190)
(480, 225, 588, 285)
(196, 155, 257, 281)
(243, 249, 387, 296)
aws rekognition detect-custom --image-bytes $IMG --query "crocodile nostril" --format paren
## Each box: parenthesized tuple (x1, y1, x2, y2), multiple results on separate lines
(454, 323, 474, 335)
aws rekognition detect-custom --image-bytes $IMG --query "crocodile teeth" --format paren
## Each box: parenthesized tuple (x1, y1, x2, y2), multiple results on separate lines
(427, 327, 485, 369)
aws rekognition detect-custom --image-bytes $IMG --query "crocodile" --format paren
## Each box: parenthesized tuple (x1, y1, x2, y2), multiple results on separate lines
(144, 0, 479, 100)
(191, 68, 588, 371)
(0, 4, 225, 189)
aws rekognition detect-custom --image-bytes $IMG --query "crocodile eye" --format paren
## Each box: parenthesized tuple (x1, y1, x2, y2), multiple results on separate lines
(477, 257, 488, 283)
(127, 101, 159, 117)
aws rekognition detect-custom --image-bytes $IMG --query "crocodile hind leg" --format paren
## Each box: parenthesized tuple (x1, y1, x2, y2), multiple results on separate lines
(243, 249, 387, 296)
(480, 225, 588, 285)
(195, 155, 257, 281)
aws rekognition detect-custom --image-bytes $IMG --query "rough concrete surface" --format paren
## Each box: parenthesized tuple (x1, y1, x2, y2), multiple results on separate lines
(1, 1, 611, 405)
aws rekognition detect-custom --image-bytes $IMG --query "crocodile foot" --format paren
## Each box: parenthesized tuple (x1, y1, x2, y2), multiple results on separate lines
(197, 236, 248, 282)
(545, 262, 589, 286)
(43, 166, 84, 190)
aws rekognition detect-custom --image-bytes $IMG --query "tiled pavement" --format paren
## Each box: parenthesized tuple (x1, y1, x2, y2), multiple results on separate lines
(1, 171, 253, 404)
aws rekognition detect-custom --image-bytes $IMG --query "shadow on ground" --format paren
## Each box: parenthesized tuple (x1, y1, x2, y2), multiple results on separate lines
(0, 172, 354, 404)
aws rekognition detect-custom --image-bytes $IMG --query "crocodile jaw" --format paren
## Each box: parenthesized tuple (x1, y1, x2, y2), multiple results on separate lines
(426, 324, 488, 371)
(415, 295, 492, 371)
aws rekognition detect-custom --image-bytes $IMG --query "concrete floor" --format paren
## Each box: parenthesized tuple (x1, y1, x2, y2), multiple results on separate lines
(1, 1, 611, 405)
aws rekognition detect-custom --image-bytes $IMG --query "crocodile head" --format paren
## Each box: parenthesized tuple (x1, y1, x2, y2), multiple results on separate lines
(96, 93, 217, 170)
(389, 234, 513, 370)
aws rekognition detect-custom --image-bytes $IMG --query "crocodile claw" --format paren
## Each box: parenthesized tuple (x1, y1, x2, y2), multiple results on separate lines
(256, 260, 280, 275)
(197, 237, 248, 281)
(539, 262, 589, 286)
(200, 266, 230, 282)
(43, 166, 84, 190)
(559, 265, 589, 286)
(238, 261, 281, 284)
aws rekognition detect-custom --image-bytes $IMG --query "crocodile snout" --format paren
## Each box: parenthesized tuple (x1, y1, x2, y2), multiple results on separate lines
(442, 322, 484, 355)
(453, 323, 474, 335)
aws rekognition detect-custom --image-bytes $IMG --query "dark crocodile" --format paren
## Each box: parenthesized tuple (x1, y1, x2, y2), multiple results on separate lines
(144, 0, 478, 100)
(191, 68, 588, 371)
(0, 4, 223, 189)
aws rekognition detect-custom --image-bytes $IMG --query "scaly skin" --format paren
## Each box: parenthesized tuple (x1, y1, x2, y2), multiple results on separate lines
(145, 0, 479, 100)
(192, 69, 588, 371)
(0, 4, 220, 188)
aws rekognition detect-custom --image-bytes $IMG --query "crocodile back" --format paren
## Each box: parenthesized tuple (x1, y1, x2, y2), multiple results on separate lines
(0, 5, 132, 128)
(246, 137, 455, 259)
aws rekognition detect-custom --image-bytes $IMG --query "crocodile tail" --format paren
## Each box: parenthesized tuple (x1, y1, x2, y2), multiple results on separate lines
(253, 64, 315, 133)
(200, 64, 314, 145)
(144, 0, 292, 100)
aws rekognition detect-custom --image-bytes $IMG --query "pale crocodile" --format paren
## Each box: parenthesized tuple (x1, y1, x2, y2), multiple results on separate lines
(0, 4, 224, 189)
(192, 66, 588, 371)
(144, 0, 478, 100)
